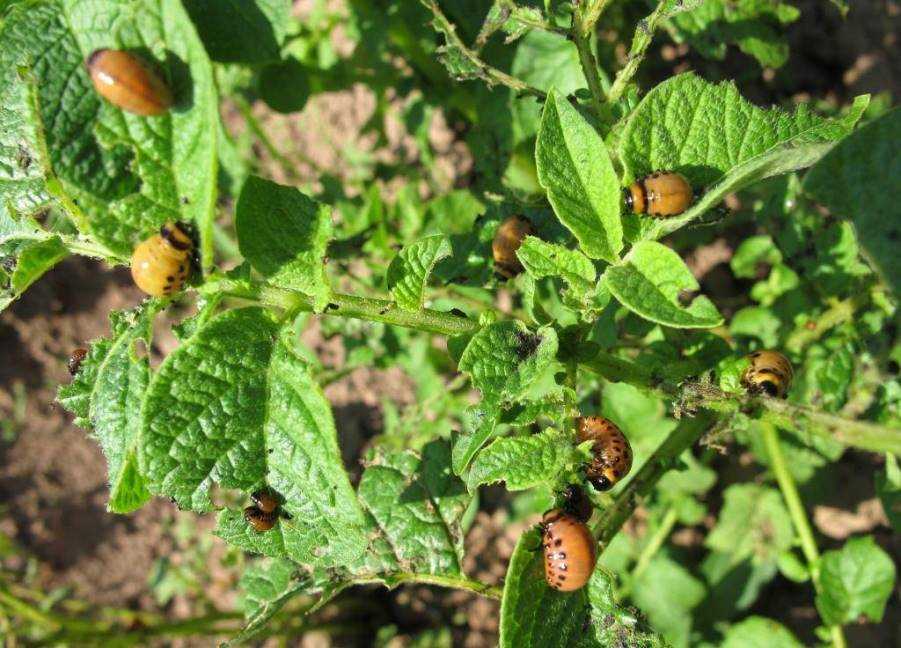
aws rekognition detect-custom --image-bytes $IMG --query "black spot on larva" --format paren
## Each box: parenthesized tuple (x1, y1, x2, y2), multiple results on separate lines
(555, 539, 562, 547)
(760, 380, 779, 397)
(166, 275, 174, 282)
(559, 575, 566, 581)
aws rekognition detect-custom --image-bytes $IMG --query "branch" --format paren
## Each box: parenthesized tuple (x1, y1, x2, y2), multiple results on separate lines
(761, 423, 847, 648)
(582, 352, 901, 456)
(420, 0, 547, 100)
(200, 277, 481, 337)
(607, 0, 703, 103)
(571, 3, 608, 115)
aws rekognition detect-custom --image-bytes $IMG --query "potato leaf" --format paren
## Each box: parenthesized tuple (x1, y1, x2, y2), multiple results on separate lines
(603, 241, 723, 328)
(536, 90, 622, 263)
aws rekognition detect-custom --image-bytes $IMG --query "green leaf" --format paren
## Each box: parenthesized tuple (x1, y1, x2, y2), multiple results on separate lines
(140, 308, 279, 511)
(451, 404, 500, 475)
(815, 535, 896, 625)
(803, 107, 901, 294)
(669, 0, 800, 68)
(620, 74, 866, 187)
(467, 429, 570, 492)
(236, 177, 332, 311)
(215, 508, 287, 559)
(263, 335, 370, 569)
(536, 90, 622, 262)
(511, 30, 585, 143)
(0, 222, 68, 311)
(234, 558, 305, 642)
(481, 0, 545, 44)
(58, 304, 160, 513)
(458, 321, 559, 405)
(632, 555, 706, 647)
(875, 454, 901, 531)
(730, 235, 781, 279)
(706, 484, 793, 565)
(387, 234, 452, 310)
(516, 236, 599, 311)
(776, 550, 809, 583)
(358, 440, 470, 576)
(603, 241, 723, 328)
(0, 0, 219, 265)
(499, 528, 591, 648)
(500, 529, 666, 648)
(183, 0, 290, 63)
(721, 616, 803, 648)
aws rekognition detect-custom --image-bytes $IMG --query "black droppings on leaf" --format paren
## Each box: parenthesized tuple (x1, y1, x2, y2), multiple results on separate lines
(513, 330, 542, 360)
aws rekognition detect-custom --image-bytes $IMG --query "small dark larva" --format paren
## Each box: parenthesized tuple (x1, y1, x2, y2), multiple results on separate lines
(492, 216, 533, 278)
(561, 484, 593, 523)
(251, 490, 279, 515)
(541, 509, 597, 592)
(742, 350, 793, 399)
(130, 222, 193, 297)
(68, 347, 88, 376)
(624, 172, 693, 217)
(244, 506, 277, 532)
(576, 416, 633, 492)
(86, 49, 173, 116)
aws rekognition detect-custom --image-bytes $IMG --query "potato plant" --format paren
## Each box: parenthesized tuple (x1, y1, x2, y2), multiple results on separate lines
(0, 0, 897, 645)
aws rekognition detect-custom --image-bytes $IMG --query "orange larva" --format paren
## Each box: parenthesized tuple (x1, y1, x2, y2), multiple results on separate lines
(130, 223, 193, 297)
(742, 350, 793, 399)
(576, 416, 633, 491)
(541, 509, 597, 592)
(492, 216, 533, 278)
(244, 506, 277, 532)
(86, 49, 173, 116)
(251, 490, 279, 515)
(624, 172, 693, 217)
(68, 347, 88, 376)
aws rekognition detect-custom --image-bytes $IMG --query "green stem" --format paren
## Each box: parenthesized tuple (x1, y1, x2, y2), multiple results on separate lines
(203, 278, 481, 337)
(784, 296, 859, 354)
(355, 573, 503, 600)
(581, 352, 901, 456)
(606, 0, 702, 103)
(607, 4, 662, 103)
(761, 423, 847, 648)
(593, 415, 712, 549)
(571, 8, 607, 115)
(419, 0, 547, 100)
(618, 504, 679, 598)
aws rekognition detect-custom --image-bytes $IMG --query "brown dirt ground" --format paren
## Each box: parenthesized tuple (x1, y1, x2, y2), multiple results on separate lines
(1, 0, 899, 645)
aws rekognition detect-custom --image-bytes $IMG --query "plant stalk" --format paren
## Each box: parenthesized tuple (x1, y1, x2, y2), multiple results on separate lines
(761, 423, 847, 648)
(203, 278, 481, 337)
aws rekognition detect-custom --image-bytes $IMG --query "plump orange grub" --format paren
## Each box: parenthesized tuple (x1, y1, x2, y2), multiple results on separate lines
(741, 350, 794, 398)
(492, 215, 533, 278)
(576, 416, 634, 492)
(86, 49, 173, 116)
(624, 171, 693, 217)
(541, 509, 597, 592)
(130, 222, 193, 297)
